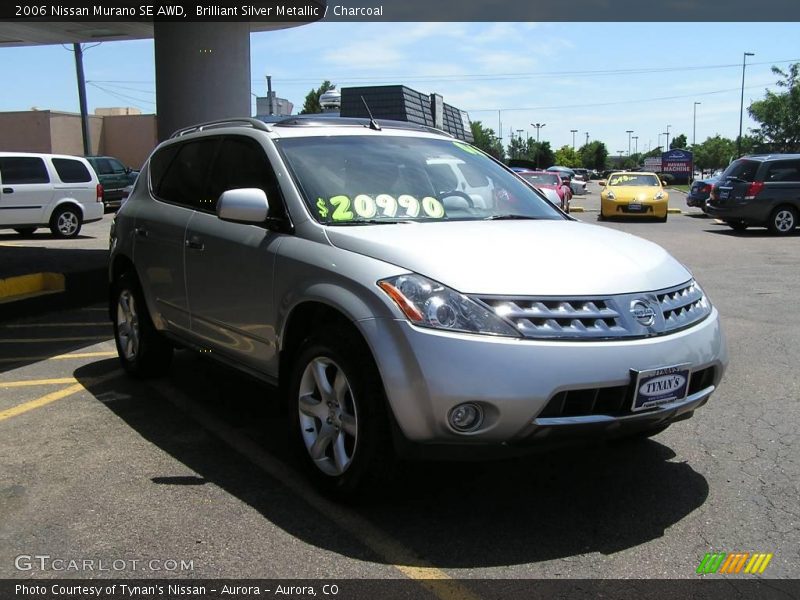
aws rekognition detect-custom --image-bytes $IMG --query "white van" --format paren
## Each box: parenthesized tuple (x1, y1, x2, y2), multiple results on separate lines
(0, 152, 104, 238)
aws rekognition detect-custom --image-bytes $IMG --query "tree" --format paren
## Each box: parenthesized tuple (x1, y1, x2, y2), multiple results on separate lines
(578, 140, 608, 170)
(670, 134, 688, 149)
(470, 121, 505, 160)
(691, 135, 736, 170)
(747, 63, 800, 153)
(553, 145, 580, 168)
(300, 80, 335, 114)
(526, 140, 555, 168)
(507, 135, 527, 160)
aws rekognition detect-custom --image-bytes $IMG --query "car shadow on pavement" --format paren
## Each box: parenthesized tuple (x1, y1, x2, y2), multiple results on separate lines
(74, 355, 710, 569)
(704, 228, 800, 238)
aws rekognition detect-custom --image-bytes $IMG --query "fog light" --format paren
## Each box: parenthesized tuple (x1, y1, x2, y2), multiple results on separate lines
(448, 403, 484, 432)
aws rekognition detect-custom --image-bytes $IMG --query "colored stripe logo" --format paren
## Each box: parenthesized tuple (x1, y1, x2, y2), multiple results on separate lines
(697, 552, 773, 574)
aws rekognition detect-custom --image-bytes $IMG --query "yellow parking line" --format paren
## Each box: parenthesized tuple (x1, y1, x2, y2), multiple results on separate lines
(0, 371, 121, 423)
(0, 351, 117, 364)
(2, 322, 109, 328)
(0, 336, 110, 343)
(0, 377, 77, 388)
(149, 380, 482, 600)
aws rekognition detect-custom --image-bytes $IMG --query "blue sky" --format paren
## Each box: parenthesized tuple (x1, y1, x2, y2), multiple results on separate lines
(2, 21, 798, 153)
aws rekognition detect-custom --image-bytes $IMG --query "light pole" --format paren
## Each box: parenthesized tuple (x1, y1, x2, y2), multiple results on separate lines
(693, 102, 701, 146)
(626, 130, 634, 156)
(657, 133, 662, 150)
(738, 51, 755, 156)
(531, 122, 546, 142)
(570, 129, 578, 151)
(663, 125, 671, 150)
(516, 129, 524, 159)
(632, 136, 639, 155)
(585, 132, 590, 146)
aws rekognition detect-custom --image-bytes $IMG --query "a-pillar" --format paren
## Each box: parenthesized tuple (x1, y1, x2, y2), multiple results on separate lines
(154, 22, 251, 141)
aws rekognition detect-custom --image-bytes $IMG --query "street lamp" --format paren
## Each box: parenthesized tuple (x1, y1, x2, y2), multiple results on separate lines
(530, 122, 546, 142)
(626, 130, 634, 156)
(570, 129, 578, 151)
(585, 132, 590, 146)
(663, 125, 671, 150)
(738, 51, 755, 156)
(693, 102, 701, 146)
(632, 136, 639, 155)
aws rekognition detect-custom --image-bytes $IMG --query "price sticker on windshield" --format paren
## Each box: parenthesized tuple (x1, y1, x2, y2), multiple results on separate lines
(315, 194, 445, 221)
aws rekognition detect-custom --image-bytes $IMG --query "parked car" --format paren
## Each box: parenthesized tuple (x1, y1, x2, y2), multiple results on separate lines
(599, 171, 670, 221)
(516, 170, 572, 212)
(109, 116, 727, 495)
(705, 154, 800, 235)
(686, 177, 718, 212)
(547, 165, 586, 195)
(86, 155, 139, 210)
(0, 152, 104, 237)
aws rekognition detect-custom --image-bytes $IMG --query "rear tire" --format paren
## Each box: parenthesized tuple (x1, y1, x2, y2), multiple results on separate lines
(287, 325, 393, 498)
(49, 205, 82, 238)
(768, 206, 797, 235)
(13, 227, 36, 236)
(112, 271, 173, 378)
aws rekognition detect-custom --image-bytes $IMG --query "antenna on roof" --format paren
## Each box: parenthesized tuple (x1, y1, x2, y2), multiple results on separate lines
(361, 96, 381, 131)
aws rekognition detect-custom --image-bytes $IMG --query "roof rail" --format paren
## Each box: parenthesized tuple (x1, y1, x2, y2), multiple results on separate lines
(170, 117, 271, 138)
(273, 116, 454, 138)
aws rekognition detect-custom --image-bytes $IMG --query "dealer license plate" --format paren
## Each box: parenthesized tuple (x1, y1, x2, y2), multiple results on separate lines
(631, 364, 691, 412)
(627, 203, 643, 211)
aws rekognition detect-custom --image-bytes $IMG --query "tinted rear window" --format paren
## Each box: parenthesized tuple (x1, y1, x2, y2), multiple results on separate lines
(721, 159, 759, 183)
(764, 159, 800, 182)
(148, 145, 179, 193)
(155, 139, 219, 209)
(52, 158, 92, 183)
(0, 157, 50, 184)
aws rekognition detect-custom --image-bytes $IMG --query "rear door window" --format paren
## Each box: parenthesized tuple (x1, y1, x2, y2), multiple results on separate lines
(93, 158, 114, 175)
(0, 157, 50, 184)
(52, 158, 93, 183)
(155, 139, 220, 210)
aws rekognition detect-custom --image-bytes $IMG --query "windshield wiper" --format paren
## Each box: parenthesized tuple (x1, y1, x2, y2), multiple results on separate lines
(484, 214, 540, 221)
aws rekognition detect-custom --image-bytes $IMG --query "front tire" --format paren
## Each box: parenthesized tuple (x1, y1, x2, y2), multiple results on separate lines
(768, 206, 797, 235)
(288, 326, 392, 497)
(112, 272, 173, 377)
(49, 205, 82, 238)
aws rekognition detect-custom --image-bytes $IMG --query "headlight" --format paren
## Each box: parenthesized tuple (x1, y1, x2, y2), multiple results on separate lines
(606, 190, 616, 200)
(654, 191, 665, 200)
(378, 274, 520, 337)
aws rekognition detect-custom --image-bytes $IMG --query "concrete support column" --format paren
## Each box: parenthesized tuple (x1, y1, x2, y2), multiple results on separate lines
(154, 22, 251, 141)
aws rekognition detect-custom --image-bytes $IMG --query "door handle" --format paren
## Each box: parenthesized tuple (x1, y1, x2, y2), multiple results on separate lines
(2, 187, 12, 194)
(185, 235, 204, 250)
(134, 227, 148, 238)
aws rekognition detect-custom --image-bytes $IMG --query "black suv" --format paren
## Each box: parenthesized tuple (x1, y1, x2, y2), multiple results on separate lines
(706, 154, 800, 235)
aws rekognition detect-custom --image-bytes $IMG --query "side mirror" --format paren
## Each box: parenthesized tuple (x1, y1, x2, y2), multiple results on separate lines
(217, 188, 269, 224)
(661, 180, 668, 186)
(598, 180, 607, 187)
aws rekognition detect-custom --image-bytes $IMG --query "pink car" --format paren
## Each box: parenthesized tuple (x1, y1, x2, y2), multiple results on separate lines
(517, 170, 572, 213)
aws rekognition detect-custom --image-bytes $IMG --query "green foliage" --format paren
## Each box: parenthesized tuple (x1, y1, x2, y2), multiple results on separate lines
(553, 145, 580, 168)
(577, 140, 609, 170)
(506, 137, 554, 168)
(690, 135, 736, 170)
(670, 134, 688, 149)
(470, 121, 505, 160)
(300, 80, 335, 115)
(747, 63, 800, 153)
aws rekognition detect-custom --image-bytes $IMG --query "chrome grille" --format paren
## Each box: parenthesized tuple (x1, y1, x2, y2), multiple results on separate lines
(474, 280, 711, 341)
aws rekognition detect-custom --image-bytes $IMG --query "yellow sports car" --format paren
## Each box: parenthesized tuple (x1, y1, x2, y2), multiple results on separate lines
(599, 171, 669, 221)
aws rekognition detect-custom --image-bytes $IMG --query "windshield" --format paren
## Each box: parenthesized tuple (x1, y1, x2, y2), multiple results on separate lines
(608, 173, 660, 187)
(519, 172, 560, 186)
(275, 135, 563, 225)
(721, 159, 759, 183)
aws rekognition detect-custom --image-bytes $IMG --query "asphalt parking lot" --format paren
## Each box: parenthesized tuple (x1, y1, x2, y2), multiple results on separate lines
(1, 183, 798, 585)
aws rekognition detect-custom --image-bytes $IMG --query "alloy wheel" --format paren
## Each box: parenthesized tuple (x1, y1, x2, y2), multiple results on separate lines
(116, 289, 140, 360)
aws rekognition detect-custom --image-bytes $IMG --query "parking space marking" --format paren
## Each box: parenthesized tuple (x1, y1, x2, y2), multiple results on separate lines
(148, 380, 482, 600)
(1, 322, 109, 328)
(0, 336, 110, 343)
(0, 371, 120, 423)
(0, 350, 116, 364)
(0, 377, 77, 388)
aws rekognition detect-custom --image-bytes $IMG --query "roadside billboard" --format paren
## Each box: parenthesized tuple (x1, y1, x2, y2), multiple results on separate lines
(661, 149, 693, 184)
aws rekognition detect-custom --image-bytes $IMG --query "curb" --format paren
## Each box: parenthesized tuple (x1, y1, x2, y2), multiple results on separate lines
(0, 267, 108, 322)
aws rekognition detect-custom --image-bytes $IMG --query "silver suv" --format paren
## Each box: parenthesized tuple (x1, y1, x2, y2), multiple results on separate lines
(109, 117, 728, 494)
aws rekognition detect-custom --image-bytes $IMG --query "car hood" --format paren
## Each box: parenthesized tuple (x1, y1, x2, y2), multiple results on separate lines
(325, 220, 690, 296)
(605, 186, 666, 201)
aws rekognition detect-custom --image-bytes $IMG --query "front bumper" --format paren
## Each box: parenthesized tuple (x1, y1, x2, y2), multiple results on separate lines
(601, 198, 668, 217)
(361, 308, 727, 446)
